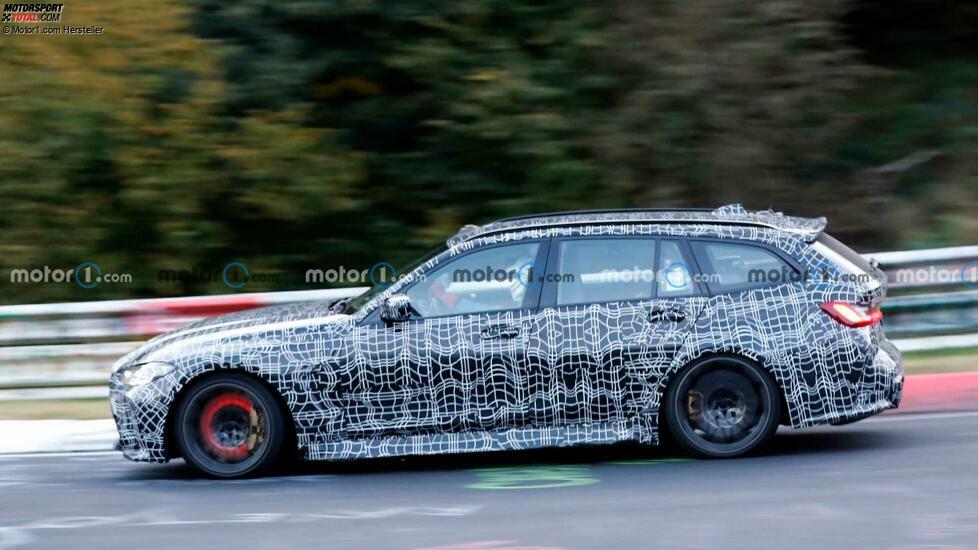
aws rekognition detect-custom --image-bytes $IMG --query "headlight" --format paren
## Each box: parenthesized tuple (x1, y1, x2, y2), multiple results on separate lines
(117, 362, 176, 387)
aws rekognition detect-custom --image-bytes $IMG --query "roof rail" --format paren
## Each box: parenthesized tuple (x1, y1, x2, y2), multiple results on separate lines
(492, 207, 715, 224)
(447, 204, 827, 247)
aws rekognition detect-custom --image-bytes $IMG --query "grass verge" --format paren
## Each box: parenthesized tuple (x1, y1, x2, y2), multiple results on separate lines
(902, 346, 978, 374)
(0, 398, 111, 421)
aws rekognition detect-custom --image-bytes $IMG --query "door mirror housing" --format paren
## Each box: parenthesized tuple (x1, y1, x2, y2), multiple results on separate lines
(380, 294, 413, 323)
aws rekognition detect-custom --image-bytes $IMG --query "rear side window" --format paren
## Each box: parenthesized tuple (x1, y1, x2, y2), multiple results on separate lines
(691, 241, 795, 293)
(657, 240, 696, 297)
(556, 239, 655, 306)
(816, 233, 874, 275)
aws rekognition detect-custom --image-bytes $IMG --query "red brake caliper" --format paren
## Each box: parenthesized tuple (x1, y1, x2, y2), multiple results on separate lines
(199, 393, 254, 461)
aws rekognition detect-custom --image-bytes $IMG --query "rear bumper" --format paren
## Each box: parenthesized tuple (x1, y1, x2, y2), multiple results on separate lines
(823, 341, 904, 426)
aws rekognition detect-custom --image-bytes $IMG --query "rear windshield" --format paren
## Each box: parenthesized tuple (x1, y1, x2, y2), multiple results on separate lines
(817, 233, 874, 274)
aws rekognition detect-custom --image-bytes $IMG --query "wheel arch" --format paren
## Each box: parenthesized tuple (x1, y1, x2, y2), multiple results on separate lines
(658, 351, 791, 428)
(164, 368, 298, 460)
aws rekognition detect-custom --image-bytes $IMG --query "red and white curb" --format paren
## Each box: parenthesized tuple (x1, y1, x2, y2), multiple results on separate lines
(1, 372, 977, 455)
(895, 371, 978, 414)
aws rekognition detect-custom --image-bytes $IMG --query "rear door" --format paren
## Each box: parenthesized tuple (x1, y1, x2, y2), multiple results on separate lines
(531, 236, 705, 427)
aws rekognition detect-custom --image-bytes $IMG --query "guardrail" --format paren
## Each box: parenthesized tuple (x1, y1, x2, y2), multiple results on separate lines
(866, 246, 978, 338)
(0, 288, 368, 401)
(1, 244, 976, 402)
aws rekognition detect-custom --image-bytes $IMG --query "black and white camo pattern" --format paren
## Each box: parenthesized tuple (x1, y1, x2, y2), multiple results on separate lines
(110, 206, 903, 463)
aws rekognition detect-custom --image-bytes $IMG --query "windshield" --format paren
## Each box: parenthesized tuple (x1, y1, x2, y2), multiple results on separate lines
(343, 243, 449, 313)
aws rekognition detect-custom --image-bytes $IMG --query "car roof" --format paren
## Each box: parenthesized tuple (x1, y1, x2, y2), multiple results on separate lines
(447, 204, 827, 247)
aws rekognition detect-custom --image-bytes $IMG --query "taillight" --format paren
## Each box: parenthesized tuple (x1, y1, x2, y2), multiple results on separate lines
(820, 301, 883, 328)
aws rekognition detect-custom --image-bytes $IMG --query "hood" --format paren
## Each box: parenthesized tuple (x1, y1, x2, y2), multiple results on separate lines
(115, 301, 352, 370)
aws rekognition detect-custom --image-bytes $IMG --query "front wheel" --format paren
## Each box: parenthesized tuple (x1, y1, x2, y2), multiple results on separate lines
(174, 373, 286, 478)
(664, 356, 782, 458)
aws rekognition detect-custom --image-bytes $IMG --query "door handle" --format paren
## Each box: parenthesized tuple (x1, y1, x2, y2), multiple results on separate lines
(648, 307, 687, 323)
(481, 325, 521, 339)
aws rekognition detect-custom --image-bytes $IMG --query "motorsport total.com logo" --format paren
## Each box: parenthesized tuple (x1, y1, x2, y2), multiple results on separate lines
(2, 3, 64, 22)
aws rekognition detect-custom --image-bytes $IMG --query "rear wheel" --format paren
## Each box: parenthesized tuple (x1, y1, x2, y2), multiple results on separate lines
(665, 356, 781, 458)
(175, 373, 285, 478)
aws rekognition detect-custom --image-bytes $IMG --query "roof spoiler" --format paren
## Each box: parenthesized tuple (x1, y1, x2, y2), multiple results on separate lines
(713, 204, 827, 242)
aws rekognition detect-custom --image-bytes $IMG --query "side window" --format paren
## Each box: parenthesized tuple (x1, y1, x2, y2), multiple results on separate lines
(657, 240, 696, 297)
(691, 241, 794, 293)
(555, 239, 655, 306)
(405, 242, 541, 317)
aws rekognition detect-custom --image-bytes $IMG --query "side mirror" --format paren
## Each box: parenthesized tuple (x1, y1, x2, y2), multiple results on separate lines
(380, 294, 413, 323)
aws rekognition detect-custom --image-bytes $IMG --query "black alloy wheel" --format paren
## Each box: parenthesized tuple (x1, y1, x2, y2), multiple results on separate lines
(665, 356, 782, 458)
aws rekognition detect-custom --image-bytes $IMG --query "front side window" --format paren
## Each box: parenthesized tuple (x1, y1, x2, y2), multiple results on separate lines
(405, 242, 541, 317)
(556, 239, 655, 306)
(691, 241, 794, 293)
(349, 244, 448, 313)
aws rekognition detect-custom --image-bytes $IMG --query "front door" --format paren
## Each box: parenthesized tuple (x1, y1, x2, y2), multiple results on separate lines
(346, 239, 549, 438)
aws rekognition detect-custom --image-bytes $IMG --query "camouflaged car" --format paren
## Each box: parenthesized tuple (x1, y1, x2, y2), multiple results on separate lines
(110, 204, 903, 477)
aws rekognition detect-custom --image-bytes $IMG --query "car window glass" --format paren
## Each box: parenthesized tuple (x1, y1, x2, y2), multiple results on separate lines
(695, 241, 791, 291)
(406, 242, 540, 317)
(556, 239, 655, 306)
(657, 240, 695, 297)
(817, 233, 874, 275)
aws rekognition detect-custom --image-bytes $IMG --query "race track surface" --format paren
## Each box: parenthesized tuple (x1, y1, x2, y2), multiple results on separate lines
(1, 411, 977, 549)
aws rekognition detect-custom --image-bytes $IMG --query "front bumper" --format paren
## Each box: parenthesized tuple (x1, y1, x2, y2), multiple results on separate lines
(110, 381, 174, 463)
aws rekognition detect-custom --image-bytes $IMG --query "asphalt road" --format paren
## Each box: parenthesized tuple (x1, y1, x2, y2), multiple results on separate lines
(1, 411, 977, 550)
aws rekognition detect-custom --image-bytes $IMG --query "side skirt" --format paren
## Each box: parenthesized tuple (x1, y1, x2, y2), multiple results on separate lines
(302, 415, 660, 462)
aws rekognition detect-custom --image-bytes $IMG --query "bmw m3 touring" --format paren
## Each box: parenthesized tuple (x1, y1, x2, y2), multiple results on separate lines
(110, 204, 903, 477)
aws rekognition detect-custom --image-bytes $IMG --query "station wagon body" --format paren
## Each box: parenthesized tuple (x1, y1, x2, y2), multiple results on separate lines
(110, 204, 903, 477)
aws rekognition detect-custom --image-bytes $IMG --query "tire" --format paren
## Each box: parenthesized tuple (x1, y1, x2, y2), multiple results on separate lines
(664, 356, 781, 458)
(174, 373, 286, 478)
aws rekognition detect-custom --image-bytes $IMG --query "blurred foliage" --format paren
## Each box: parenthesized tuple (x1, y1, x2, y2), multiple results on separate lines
(0, 0, 976, 302)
